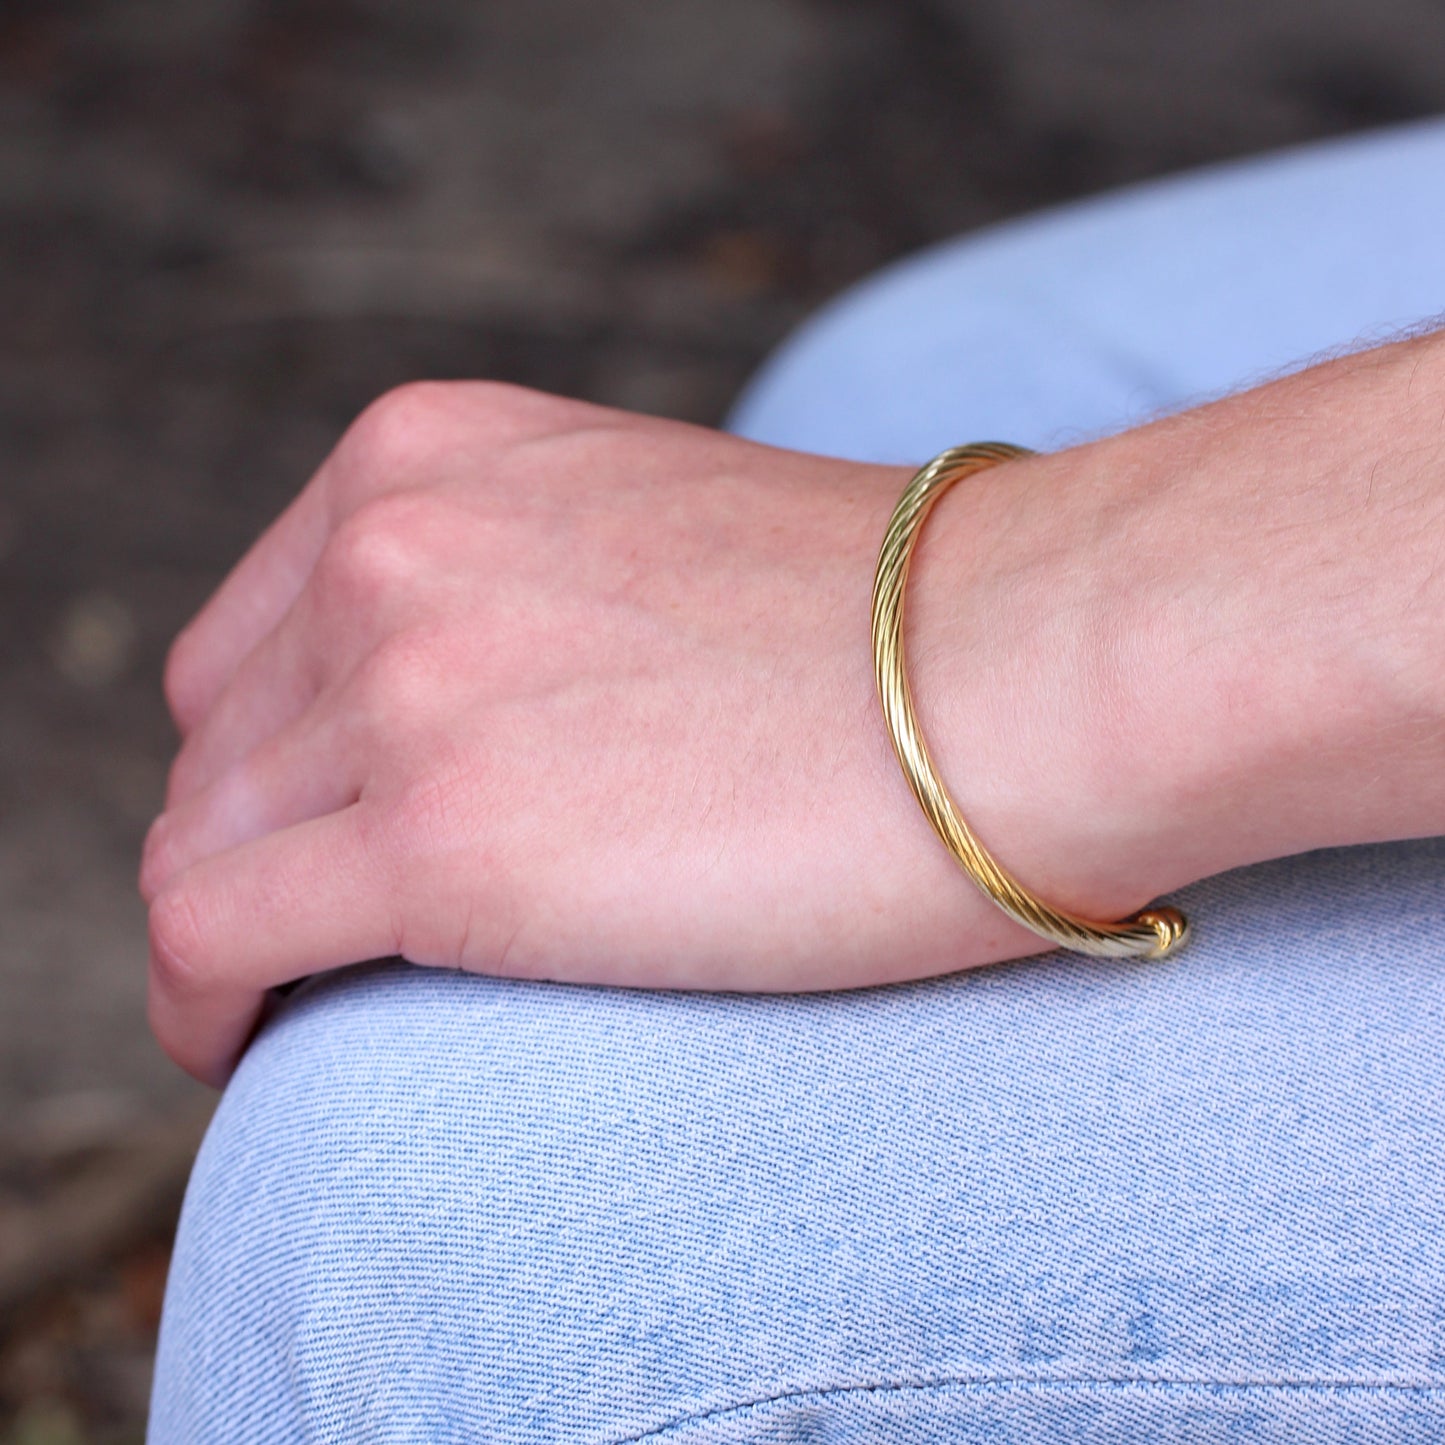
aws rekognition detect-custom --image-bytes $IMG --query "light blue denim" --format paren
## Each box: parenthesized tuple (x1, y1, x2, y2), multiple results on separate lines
(150, 120, 1445, 1443)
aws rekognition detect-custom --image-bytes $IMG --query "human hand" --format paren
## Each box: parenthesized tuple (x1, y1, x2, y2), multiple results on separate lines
(142, 384, 1125, 1084)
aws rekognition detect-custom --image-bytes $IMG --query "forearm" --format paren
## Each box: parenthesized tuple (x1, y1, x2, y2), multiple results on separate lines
(906, 328, 1445, 946)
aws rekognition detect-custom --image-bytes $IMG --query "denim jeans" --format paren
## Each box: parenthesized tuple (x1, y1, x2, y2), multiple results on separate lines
(149, 120, 1445, 1443)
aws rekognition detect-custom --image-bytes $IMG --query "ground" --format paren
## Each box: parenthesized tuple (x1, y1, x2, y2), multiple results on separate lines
(2, 0, 1441, 1438)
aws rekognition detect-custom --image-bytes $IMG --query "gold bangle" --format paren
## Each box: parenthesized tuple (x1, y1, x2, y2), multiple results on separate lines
(871, 442, 1188, 961)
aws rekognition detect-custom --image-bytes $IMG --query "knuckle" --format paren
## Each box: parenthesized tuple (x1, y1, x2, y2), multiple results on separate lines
(329, 381, 584, 509)
(312, 495, 430, 615)
(147, 886, 210, 1000)
(342, 381, 450, 482)
(332, 378, 508, 508)
(351, 628, 444, 726)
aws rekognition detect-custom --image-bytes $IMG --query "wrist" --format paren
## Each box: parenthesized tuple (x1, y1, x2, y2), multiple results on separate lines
(900, 332, 1445, 947)
(901, 441, 1170, 929)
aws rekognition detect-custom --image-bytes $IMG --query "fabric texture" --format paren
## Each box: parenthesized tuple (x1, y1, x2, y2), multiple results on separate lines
(150, 119, 1445, 1443)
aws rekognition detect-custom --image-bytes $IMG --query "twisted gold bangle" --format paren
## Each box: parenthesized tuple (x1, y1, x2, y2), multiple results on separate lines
(871, 442, 1188, 961)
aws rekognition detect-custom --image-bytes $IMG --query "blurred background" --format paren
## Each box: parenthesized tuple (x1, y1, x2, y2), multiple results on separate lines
(2, 0, 1442, 1438)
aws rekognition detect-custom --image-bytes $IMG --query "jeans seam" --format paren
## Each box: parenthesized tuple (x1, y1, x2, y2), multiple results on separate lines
(610, 1373, 1445, 1443)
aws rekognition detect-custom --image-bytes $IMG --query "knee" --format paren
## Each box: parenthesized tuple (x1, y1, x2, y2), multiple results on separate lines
(151, 961, 753, 1442)
(152, 963, 576, 1440)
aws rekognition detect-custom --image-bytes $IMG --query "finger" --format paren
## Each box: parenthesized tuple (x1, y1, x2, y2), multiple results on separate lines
(147, 805, 395, 1087)
(165, 599, 323, 809)
(164, 481, 333, 736)
(141, 703, 363, 904)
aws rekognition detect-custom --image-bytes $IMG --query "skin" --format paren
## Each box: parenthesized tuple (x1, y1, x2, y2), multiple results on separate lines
(140, 332, 1445, 1086)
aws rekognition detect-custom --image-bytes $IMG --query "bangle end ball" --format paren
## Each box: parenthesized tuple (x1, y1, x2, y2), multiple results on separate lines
(1135, 905, 1190, 959)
